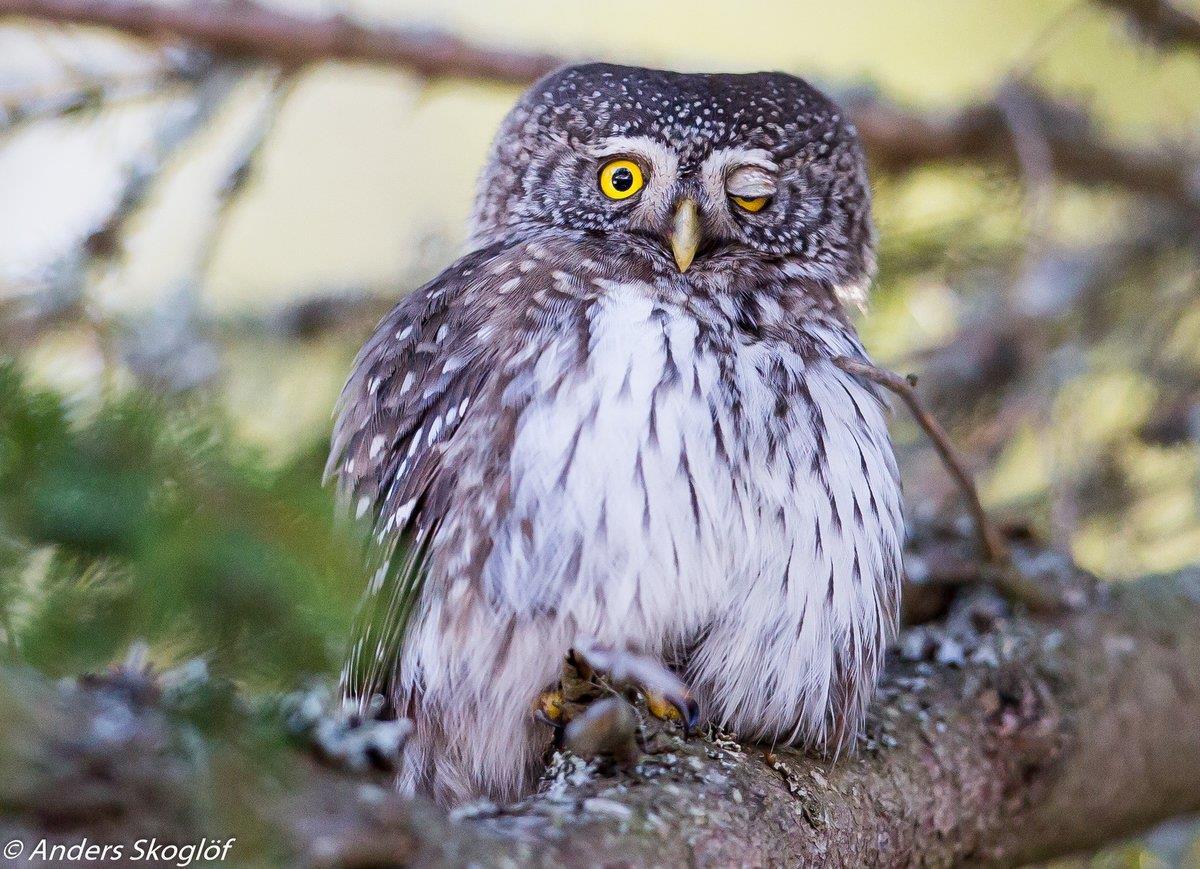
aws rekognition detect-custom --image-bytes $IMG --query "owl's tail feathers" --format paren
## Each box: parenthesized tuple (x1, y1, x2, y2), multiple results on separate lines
(390, 625, 567, 807)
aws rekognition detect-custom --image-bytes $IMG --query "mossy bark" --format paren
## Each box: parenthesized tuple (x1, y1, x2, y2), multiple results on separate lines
(2, 568, 1199, 866)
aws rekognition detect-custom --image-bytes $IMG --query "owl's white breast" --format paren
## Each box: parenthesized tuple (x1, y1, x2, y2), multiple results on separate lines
(480, 276, 903, 711)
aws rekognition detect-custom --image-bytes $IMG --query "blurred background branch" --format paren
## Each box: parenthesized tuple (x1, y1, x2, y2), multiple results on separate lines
(4, 0, 1197, 210)
(845, 81, 1200, 213)
(0, 0, 565, 81)
(1097, 0, 1200, 50)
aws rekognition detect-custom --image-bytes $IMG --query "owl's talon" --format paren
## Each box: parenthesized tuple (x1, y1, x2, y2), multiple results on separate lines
(645, 689, 701, 739)
(535, 688, 566, 723)
(571, 640, 701, 736)
(535, 689, 569, 744)
(534, 713, 564, 749)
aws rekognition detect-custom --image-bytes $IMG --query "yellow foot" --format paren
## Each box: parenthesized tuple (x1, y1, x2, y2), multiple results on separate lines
(573, 640, 701, 737)
(533, 662, 604, 742)
(535, 688, 566, 725)
(646, 690, 685, 723)
(535, 643, 701, 747)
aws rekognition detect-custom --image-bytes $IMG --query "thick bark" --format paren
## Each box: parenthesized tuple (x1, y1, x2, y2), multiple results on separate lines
(4, 557, 1199, 866)
(308, 564, 1200, 867)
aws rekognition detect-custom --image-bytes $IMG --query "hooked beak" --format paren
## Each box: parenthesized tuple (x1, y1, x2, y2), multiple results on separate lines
(669, 198, 701, 273)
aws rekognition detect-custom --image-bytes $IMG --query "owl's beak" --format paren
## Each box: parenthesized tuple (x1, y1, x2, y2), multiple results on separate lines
(669, 198, 701, 273)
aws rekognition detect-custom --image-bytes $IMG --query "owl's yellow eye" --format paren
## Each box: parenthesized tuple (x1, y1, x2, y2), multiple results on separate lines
(732, 195, 769, 213)
(598, 159, 644, 200)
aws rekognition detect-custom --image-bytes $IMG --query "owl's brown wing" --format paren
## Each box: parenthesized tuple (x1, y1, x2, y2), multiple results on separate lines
(326, 246, 502, 705)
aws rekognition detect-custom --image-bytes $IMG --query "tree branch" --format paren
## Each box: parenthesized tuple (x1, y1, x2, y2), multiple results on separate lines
(1, 68, 183, 138)
(841, 81, 1200, 213)
(9, 556, 1199, 865)
(3, 1, 1197, 213)
(0, 0, 563, 83)
(282, 564, 1200, 865)
(1095, 0, 1200, 51)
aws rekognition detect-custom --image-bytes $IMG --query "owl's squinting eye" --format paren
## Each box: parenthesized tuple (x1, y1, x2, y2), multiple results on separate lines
(731, 195, 769, 213)
(598, 159, 644, 200)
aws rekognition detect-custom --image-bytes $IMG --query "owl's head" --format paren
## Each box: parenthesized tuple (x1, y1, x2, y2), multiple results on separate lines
(469, 63, 874, 298)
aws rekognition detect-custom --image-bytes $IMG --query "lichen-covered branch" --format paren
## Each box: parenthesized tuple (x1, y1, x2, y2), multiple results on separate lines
(4, 548, 1199, 866)
(444, 565, 1200, 866)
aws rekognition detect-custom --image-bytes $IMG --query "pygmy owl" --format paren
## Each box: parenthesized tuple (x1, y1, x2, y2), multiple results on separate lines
(327, 63, 903, 806)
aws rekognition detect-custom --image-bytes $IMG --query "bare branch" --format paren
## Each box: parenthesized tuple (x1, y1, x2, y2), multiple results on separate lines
(834, 356, 1009, 565)
(84, 64, 244, 264)
(1095, 0, 1200, 51)
(9, 558, 1200, 865)
(291, 563, 1199, 865)
(2, 73, 151, 136)
(194, 71, 295, 277)
(0, 0, 565, 83)
(0, 45, 214, 137)
(0, 64, 242, 376)
(119, 73, 298, 393)
(842, 81, 1200, 213)
(2, 2, 1196, 212)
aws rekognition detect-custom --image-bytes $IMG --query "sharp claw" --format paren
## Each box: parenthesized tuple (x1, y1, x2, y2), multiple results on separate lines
(534, 688, 570, 748)
(679, 696, 701, 739)
(534, 708, 565, 748)
(646, 689, 700, 738)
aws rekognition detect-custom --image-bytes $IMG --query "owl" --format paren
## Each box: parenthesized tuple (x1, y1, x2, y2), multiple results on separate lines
(327, 63, 903, 806)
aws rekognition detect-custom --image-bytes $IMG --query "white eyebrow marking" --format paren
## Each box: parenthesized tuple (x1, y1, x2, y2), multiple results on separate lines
(588, 134, 681, 230)
(592, 135, 679, 180)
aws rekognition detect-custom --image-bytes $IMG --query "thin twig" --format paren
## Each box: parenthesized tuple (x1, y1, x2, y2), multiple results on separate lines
(834, 356, 1009, 564)
(1, 72, 166, 136)
(995, 81, 1058, 308)
(120, 72, 299, 393)
(85, 64, 245, 264)
(192, 71, 295, 281)
(0, 66, 241, 348)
